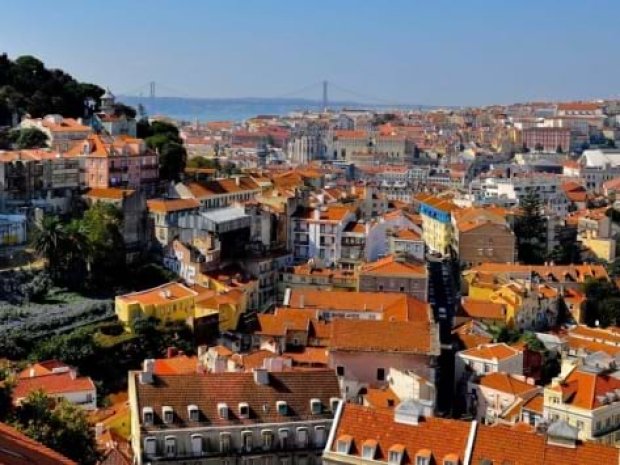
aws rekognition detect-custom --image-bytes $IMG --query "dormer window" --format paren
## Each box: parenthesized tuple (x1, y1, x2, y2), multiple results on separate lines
(239, 402, 250, 419)
(218, 402, 229, 419)
(276, 400, 288, 415)
(388, 445, 405, 465)
(362, 440, 377, 459)
(330, 397, 341, 412)
(187, 404, 199, 422)
(415, 450, 431, 465)
(142, 407, 154, 425)
(336, 435, 352, 454)
(310, 398, 322, 415)
(162, 406, 173, 424)
(443, 456, 459, 465)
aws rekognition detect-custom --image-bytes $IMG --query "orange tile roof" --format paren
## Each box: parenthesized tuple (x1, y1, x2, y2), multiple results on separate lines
(331, 404, 470, 463)
(365, 387, 400, 410)
(13, 372, 95, 400)
(287, 290, 431, 323)
(476, 372, 538, 396)
(460, 298, 506, 320)
(329, 320, 437, 355)
(283, 347, 329, 365)
(147, 198, 200, 213)
(0, 422, 77, 465)
(292, 205, 354, 222)
(392, 229, 422, 241)
(470, 263, 608, 282)
(414, 192, 459, 213)
(184, 177, 260, 199)
(257, 309, 311, 336)
(471, 422, 618, 465)
(522, 393, 544, 414)
(554, 369, 620, 410)
(116, 282, 198, 306)
(85, 188, 135, 200)
(460, 343, 520, 361)
(153, 355, 198, 375)
(359, 255, 427, 277)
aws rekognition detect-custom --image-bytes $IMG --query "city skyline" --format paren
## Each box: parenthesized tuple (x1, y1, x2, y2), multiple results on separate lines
(2, 0, 619, 106)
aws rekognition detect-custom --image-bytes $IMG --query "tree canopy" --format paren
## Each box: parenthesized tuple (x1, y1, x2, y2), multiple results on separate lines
(582, 277, 620, 327)
(11, 127, 48, 149)
(0, 54, 104, 125)
(10, 391, 99, 465)
(514, 191, 547, 264)
(142, 120, 187, 181)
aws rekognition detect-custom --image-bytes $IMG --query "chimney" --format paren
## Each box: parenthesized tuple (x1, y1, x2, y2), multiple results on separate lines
(300, 294, 304, 309)
(313, 209, 321, 221)
(139, 359, 155, 384)
(254, 368, 269, 385)
(167, 347, 178, 358)
(235, 176, 241, 186)
(29, 368, 35, 378)
(95, 423, 105, 438)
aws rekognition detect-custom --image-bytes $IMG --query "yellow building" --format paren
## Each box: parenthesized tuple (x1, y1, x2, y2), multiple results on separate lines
(415, 193, 459, 256)
(115, 281, 249, 332)
(115, 282, 201, 325)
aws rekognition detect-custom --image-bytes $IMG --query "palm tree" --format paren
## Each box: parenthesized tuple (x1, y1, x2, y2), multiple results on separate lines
(32, 215, 67, 279)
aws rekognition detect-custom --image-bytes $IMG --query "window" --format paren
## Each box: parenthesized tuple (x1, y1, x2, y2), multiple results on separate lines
(297, 427, 308, 448)
(190, 434, 203, 456)
(362, 444, 376, 459)
(277, 401, 288, 415)
(144, 437, 156, 456)
(416, 457, 430, 465)
(336, 366, 345, 377)
(314, 426, 326, 447)
(330, 397, 341, 412)
(162, 406, 174, 424)
(164, 436, 176, 457)
(220, 433, 231, 453)
(310, 399, 322, 415)
(483, 363, 491, 373)
(239, 402, 250, 419)
(336, 439, 351, 454)
(188, 405, 199, 422)
(377, 368, 386, 381)
(142, 407, 154, 425)
(262, 430, 274, 450)
(218, 403, 229, 419)
(388, 448, 404, 465)
(242, 430, 253, 452)
(278, 429, 290, 449)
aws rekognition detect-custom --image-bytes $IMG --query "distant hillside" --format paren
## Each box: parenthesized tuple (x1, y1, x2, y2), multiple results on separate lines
(0, 54, 104, 126)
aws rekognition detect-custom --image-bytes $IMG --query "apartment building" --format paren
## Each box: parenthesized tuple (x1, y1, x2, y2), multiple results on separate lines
(129, 363, 341, 465)
(20, 114, 92, 151)
(173, 177, 261, 210)
(544, 362, 620, 445)
(70, 134, 158, 194)
(414, 193, 459, 256)
(0, 149, 81, 213)
(357, 255, 428, 302)
(290, 205, 356, 266)
(521, 127, 572, 152)
(147, 198, 201, 247)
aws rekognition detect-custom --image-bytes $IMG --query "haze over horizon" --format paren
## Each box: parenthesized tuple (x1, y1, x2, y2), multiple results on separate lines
(2, 0, 619, 107)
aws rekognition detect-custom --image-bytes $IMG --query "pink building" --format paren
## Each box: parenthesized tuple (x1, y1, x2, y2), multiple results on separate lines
(69, 134, 158, 194)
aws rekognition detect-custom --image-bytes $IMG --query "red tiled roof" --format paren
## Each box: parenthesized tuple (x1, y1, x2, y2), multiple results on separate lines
(0, 422, 76, 465)
(331, 404, 470, 463)
(359, 255, 426, 277)
(13, 372, 95, 400)
(460, 343, 520, 361)
(147, 198, 200, 213)
(329, 320, 438, 355)
(133, 370, 340, 428)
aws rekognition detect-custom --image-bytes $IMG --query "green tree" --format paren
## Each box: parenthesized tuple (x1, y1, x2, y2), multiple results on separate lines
(514, 191, 546, 264)
(12, 391, 99, 465)
(32, 216, 68, 280)
(12, 127, 48, 149)
(158, 141, 187, 181)
(582, 277, 620, 327)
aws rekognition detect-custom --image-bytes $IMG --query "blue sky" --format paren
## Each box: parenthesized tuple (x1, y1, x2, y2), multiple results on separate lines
(1, 0, 618, 106)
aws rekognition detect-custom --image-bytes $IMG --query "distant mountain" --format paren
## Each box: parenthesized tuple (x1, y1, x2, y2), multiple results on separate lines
(119, 95, 437, 122)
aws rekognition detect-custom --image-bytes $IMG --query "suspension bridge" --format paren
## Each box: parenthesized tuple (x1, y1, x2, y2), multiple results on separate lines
(116, 80, 411, 110)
